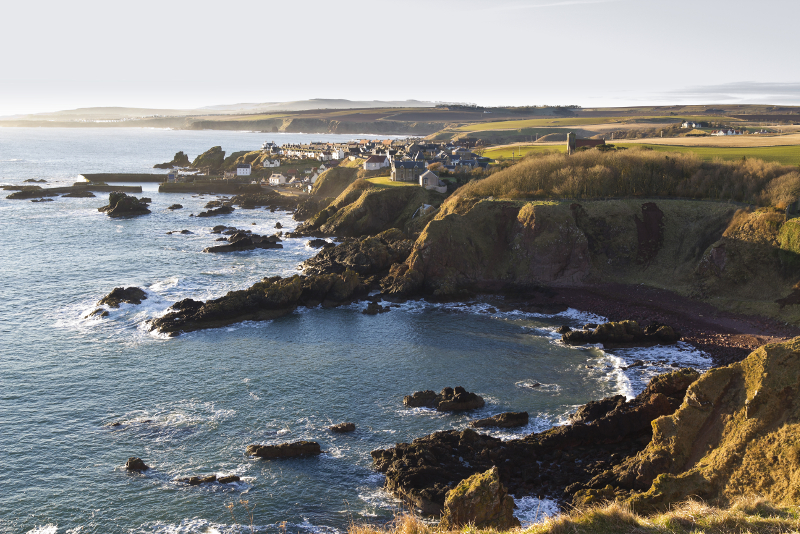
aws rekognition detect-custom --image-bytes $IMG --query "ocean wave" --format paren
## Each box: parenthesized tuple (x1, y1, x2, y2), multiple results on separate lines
(26, 526, 58, 534)
(515, 380, 561, 393)
(513, 495, 560, 526)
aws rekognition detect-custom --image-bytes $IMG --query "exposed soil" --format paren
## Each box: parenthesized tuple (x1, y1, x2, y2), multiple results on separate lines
(494, 283, 800, 366)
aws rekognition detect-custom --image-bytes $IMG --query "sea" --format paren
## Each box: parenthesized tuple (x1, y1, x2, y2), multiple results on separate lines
(0, 128, 711, 534)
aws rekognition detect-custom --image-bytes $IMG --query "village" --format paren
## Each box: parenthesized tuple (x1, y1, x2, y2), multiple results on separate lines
(166, 138, 495, 194)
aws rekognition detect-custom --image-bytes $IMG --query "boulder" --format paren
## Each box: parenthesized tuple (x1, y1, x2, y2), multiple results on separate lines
(154, 151, 190, 169)
(167, 204, 183, 210)
(203, 233, 282, 253)
(179, 475, 217, 485)
(275, 222, 282, 229)
(98, 287, 147, 308)
(197, 205, 234, 217)
(403, 387, 485, 412)
(439, 467, 520, 530)
(246, 441, 322, 459)
(125, 457, 149, 472)
(85, 308, 109, 318)
(98, 192, 151, 217)
(363, 301, 390, 315)
(330, 422, 356, 433)
(470, 411, 529, 429)
(306, 239, 332, 249)
(556, 325, 571, 334)
(62, 190, 96, 198)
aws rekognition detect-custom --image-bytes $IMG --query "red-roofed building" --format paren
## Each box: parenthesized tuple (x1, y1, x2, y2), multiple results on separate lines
(364, 155, 390, 171)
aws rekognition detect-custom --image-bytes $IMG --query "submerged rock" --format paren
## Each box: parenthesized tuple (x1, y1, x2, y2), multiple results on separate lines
(31, 197, 55, 202)
(125, 457, 149, 472)
(98, 192, 151, 217)
(403, 386, 485, 412)
(306, 239, 332, 249)
(330, 422, 356, 433)
(439, 467, 520, 529)
(469, 411, 529, 429)
(362, 301, 390, 315)
(85, 308, 110, 318)
(7, 187, 57, 199)
(246, 441, 322, 459)
(61, 190, 96, 198)
(98, 287, 147, 308)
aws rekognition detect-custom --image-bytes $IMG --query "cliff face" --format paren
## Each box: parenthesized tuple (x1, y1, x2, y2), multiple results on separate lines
(399, 198, 800, 321)
(603, 337, 800, 511)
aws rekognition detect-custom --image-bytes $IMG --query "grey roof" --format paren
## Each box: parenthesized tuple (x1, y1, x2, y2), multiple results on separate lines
(393, 161, 426, 169)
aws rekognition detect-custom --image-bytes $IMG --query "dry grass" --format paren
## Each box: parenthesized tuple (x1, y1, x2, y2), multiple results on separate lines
(348, 497, 800, 534)
(456, 149, 800, 207)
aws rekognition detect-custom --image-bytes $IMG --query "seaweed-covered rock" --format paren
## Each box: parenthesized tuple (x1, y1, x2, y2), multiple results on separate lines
(439, 467, 520, 529)
(562, 320, 680, 347)
(470, 411, 529, 429)
(149, 271, 366, 335)
(330, 422, 356, 433)
(246, 441, 321, 459)
(99, 287, 147, 308)
(197, 205, 234, 217)
(125, 457, 149, 472)
(403, 386, 485, 412)
(98, 192, 151, 217)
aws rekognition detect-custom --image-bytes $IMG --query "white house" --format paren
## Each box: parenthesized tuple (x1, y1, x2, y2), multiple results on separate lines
(269, 173, 287, 185)
(364, 155, 390, 171)
(236, 163, 252, 176)
(419, 170, 447, 194)
(262, 159, 280, 168)
(681, 121, 701, 129)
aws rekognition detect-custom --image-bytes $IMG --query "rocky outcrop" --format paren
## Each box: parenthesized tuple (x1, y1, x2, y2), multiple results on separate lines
(372, 369, 699, 514)
(572, 337, 800, 512)
(149, 271, 365, 335)
(306, 238, 333, 249)
(167, 204, 183, 210)
(98, 192, 151, 217)
(403, 387, 485, 412)
(99, 287, 147, 308)
(470, 412, 529, 429)
(301, 229, 413, 280)
(330, 422, 356, 433)
(363, 301, 390, 315)
(190, 146, 225, 172)
(203, 231, 282, 253)
(230, 192, 298, 211)
(154, 151, 190, 169)
(176, 474, 240, 485)
(62, 190, 95, 198)
(562, 320, 680, 347)
(197, 205, 234, 217)
(7, 187, 58, 199)
(439, 467, 520, 530)
(125, 457, 149, 472)
(246, 441, 322, 459)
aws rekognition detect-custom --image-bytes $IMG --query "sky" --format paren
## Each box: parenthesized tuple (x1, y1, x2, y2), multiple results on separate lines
(1, 0, 799, 116)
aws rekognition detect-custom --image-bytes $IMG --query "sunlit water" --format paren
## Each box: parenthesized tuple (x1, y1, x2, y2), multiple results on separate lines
(0, 128, 711, 534)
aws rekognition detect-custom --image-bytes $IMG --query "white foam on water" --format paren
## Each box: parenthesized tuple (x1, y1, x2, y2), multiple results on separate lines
(513, 495, 560, 526)
(515, 380, 561, 394)
(26, 526, 58, 534)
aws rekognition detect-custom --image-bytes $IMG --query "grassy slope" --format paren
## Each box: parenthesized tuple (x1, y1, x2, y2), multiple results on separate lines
(349, 498, 800, 534)
(367, 177, 419, 188)
(480, 145, 568, 159)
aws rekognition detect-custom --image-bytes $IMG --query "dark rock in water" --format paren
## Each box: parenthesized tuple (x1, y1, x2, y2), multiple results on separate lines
(204, 200, 225, 209)
(180, 229, 192, 234)
(31, 197, 55, 202)
(125, 457, 149, 472)
(306, 239, 331, 249)
(8, 186, 57, 199)
(439, 466, 520, 530)
(211, 225, 228, 234)
(99, 287, 147, 308)
(469, 411, 529, 429)
(275, 222, 282, 229)
(584, 323, 599, 330)
(217, 475, 240, 484)
(62, 190, 96, 198)
(403, 386, 484, 412)
(24, 178, 47, 183)
(140, 197, 152, 204)
(197, 205, 234, 217)
(154, 151, 190, 169)
(167, 204, 183, 210)
(556, 325, 571, 334)
(563, 320, 680, 347)
(85, 308, 110, 318)
(203, 232, 282, 253)
(363, 301, 390, 315)
(302, 229, 413, 280)
(149, 271, 366, 335)
(180, 475, 217, 485)
(372, 368, 700, 514)
(98, 192, 151, 217)
(330, 422, 356, 433)
(246, 441, 321, 459)
(230, 192, 285, 210)
(569, 395, 626, 425)
(215, 237, 227, 242)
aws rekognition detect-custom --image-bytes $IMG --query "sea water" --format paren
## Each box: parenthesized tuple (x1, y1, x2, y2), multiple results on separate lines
(0, 128, 711, 534)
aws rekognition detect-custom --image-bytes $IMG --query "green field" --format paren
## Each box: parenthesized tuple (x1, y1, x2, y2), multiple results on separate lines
(480, 144, 568, 159)
(617, 144, 800, 166)
(366, 176, 419, 188)
(455, 115, 742, 132)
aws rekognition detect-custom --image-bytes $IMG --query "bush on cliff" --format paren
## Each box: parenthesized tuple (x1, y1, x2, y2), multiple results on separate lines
(457, 149, 800, 207)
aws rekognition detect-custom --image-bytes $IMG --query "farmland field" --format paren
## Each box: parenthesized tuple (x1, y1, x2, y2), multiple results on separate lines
(616, 143, 800, 166)
(480, 144, 567, 159)
(454, 115, 744, 132)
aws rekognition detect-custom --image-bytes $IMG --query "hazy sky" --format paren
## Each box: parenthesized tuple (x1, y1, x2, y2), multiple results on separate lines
(1, 0, 798, 115)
